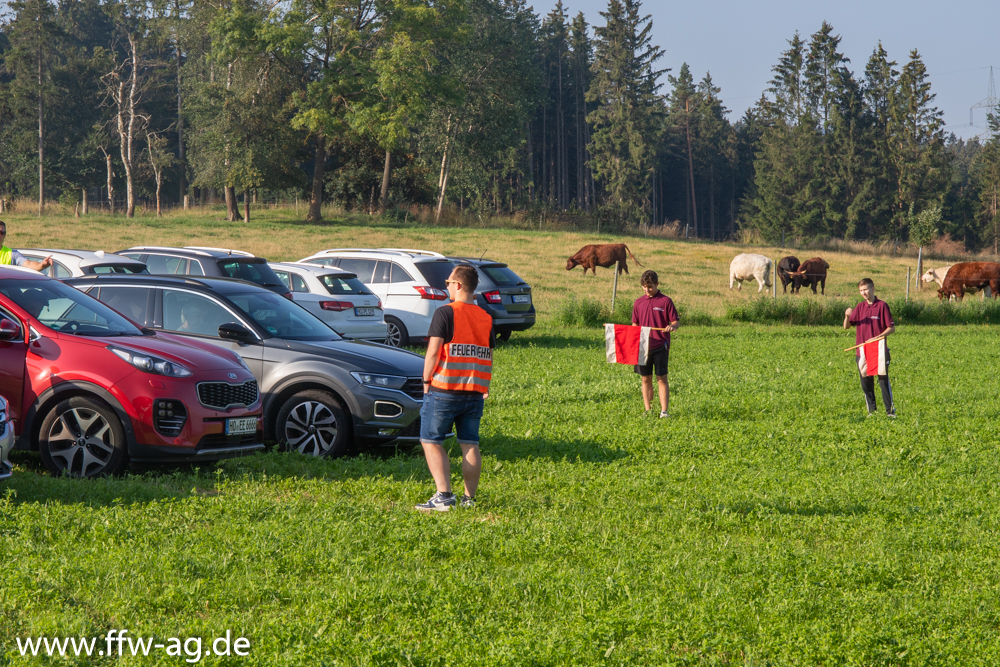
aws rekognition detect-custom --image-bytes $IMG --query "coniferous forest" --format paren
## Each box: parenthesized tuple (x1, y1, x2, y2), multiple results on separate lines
(2, 0, 999, 249)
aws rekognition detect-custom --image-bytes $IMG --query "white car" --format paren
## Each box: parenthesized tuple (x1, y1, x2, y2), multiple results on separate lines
(297, 249, 456, 347)
(0, 395, 13, 481)
(268, 262, 388, 342)
(19, 249, 148, 279)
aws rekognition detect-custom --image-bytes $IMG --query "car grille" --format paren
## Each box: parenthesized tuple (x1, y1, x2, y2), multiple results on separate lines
(197, 433, 260, 448)
(197, 380, 259, 410)
(396, 418, 420, 439)
(401, 378, 424, 401)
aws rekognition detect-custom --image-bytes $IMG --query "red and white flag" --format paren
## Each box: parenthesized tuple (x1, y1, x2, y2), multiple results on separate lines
(605, 324, 651, 365)
(858, 338, 887, 376)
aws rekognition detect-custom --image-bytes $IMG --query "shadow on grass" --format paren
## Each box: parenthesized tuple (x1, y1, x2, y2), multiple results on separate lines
(3, 432, 626, 506)
(4, 451, 230, 507)
(501, 332, 600, 350)
(725, 498, 869, 518)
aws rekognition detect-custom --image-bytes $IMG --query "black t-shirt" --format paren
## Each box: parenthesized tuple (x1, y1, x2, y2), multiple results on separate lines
(427, 303, 495, 395)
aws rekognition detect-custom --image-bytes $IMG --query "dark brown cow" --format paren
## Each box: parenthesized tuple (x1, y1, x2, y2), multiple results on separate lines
(777, 256, 800, 293)
(566, 244, 643, 275)
(937, 262, 1000, 301)
(789, 257, 829, 294)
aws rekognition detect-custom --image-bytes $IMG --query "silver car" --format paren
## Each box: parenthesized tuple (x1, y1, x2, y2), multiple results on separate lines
(268, 262, 388, 342)
(0, 396, 13, 480)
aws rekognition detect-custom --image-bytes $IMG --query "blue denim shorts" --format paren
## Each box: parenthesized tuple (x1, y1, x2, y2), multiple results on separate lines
(419, 391, 485, 445)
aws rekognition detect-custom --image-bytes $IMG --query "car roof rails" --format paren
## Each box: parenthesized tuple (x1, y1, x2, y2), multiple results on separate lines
(185, 246, 255, 257)
(377, 248, 446, 258)
(123, 245, 212, 256)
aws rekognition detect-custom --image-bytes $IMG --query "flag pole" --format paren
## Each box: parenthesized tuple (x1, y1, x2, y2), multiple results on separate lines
(843, 332, 888, 353)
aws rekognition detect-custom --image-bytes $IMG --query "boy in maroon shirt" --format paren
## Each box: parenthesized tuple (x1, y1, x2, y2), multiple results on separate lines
(843, 278, 896, 416)
(632, 270, 680, 417)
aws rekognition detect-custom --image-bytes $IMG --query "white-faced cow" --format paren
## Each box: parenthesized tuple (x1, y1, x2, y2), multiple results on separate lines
(937, 262, 1000, 301)
(729, 253, 773, 293)
(921, 265, 953, 289)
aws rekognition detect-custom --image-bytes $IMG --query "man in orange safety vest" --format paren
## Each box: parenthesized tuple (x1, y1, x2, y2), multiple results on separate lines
(415, 263, 495, 513)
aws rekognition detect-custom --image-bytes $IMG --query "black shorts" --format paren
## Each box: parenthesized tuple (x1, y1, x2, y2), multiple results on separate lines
(635, 346, 669, 377)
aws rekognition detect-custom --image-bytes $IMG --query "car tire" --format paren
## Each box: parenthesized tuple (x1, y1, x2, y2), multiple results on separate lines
(497, 330, 512, 343)
(39, 396, 128, 477)
(384, 316, 409, 348)
(276, 390, 350, 457)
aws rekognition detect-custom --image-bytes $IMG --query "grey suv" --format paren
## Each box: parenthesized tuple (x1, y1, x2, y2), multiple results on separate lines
(66, 274, 424, 457)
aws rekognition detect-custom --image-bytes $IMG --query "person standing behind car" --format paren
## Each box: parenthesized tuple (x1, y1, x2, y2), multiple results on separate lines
(415, 263, 495, 513)
(0, 220, 52, 271)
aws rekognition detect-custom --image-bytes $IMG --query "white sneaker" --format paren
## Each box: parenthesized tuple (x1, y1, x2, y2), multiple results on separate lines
(660, 411, 669, 418)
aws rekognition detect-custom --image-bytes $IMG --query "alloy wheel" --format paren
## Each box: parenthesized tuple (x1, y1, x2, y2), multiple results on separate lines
(283, 400, 340, 456)
(46, 407, 117, 477)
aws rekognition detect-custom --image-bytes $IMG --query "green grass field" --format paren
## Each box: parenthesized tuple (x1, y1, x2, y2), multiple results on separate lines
(2, 212, 1000, 665)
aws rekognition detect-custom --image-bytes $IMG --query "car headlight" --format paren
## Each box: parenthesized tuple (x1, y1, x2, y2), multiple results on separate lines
(108, 345, 193, 377)
(350, 372, 406, 390)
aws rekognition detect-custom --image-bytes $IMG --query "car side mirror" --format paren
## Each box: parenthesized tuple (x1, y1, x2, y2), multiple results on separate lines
(0, 318, 22, 342)
(218, 322, 257, 344)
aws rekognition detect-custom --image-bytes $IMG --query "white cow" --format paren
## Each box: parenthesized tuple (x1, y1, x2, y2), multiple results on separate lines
(921, 265, 953, 288)
(729, 253, 773, 293)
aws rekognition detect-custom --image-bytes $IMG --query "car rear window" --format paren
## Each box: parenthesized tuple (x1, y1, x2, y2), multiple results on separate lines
(321, 275, 372, 295)
(217, 260, 285, 287)
(481, 265, 522, 287)
(91, 264, 149, 274)
(415, 260, 456, 289)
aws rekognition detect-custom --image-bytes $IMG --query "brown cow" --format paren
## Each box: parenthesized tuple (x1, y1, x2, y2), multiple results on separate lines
(777, 255, 800, 293)
(566, 244, 643, 275)
(789, 257, 829, 294)
(937, 262, 1000, 301)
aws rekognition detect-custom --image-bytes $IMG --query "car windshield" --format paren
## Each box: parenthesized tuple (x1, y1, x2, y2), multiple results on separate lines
(226, 290, 341, 341)
(217, 260, 285, 287)
(0, 279, 143, 336)
(415, 261, 457, 289)
(321, 275, 372, 295)
(481, 265, 524, 287)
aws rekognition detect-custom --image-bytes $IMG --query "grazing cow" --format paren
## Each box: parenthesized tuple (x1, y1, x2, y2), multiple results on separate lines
(777, 256, 800, 293)
(729, 253, 773, 293)
(937, 262, 1000, 301)
(921, 265, 953, 289)
(789, 257, 829, 294)
(566, 243, 643, 275)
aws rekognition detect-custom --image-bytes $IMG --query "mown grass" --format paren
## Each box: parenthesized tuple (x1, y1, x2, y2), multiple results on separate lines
(4, 322, 1000, 665)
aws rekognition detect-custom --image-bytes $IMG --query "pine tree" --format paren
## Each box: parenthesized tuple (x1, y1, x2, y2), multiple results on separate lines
(586, 0, 665, 227)
(890, 49, 947, 238)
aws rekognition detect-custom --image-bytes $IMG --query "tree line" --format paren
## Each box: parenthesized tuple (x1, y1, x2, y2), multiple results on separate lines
(1, 1, 998, 248)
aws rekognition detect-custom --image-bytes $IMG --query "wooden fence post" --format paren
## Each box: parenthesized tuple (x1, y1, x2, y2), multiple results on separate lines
(611, 261, 619, 313)
(906, 267, 910, 303)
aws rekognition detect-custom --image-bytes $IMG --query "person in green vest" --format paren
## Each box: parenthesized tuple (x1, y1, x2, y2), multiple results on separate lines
(0, 220, 52, 271)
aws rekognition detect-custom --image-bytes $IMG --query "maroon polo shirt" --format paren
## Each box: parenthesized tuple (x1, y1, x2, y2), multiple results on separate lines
(848, 297, 893, 355)
(631, 291, 679, 350)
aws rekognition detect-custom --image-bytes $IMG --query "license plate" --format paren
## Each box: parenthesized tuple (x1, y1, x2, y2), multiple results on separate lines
(226, 417, 258, 435)
(512, 294, 530, 303)
(354, 307, 376, 316)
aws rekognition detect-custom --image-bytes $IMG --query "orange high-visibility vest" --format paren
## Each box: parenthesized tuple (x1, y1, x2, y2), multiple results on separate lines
(430, 301, 493, 393)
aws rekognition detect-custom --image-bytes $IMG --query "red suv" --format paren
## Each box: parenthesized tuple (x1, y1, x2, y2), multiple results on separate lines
(0, 267, 263, 477)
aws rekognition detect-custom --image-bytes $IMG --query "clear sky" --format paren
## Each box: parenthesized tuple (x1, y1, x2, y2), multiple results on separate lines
(556, 0, 997, 139)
